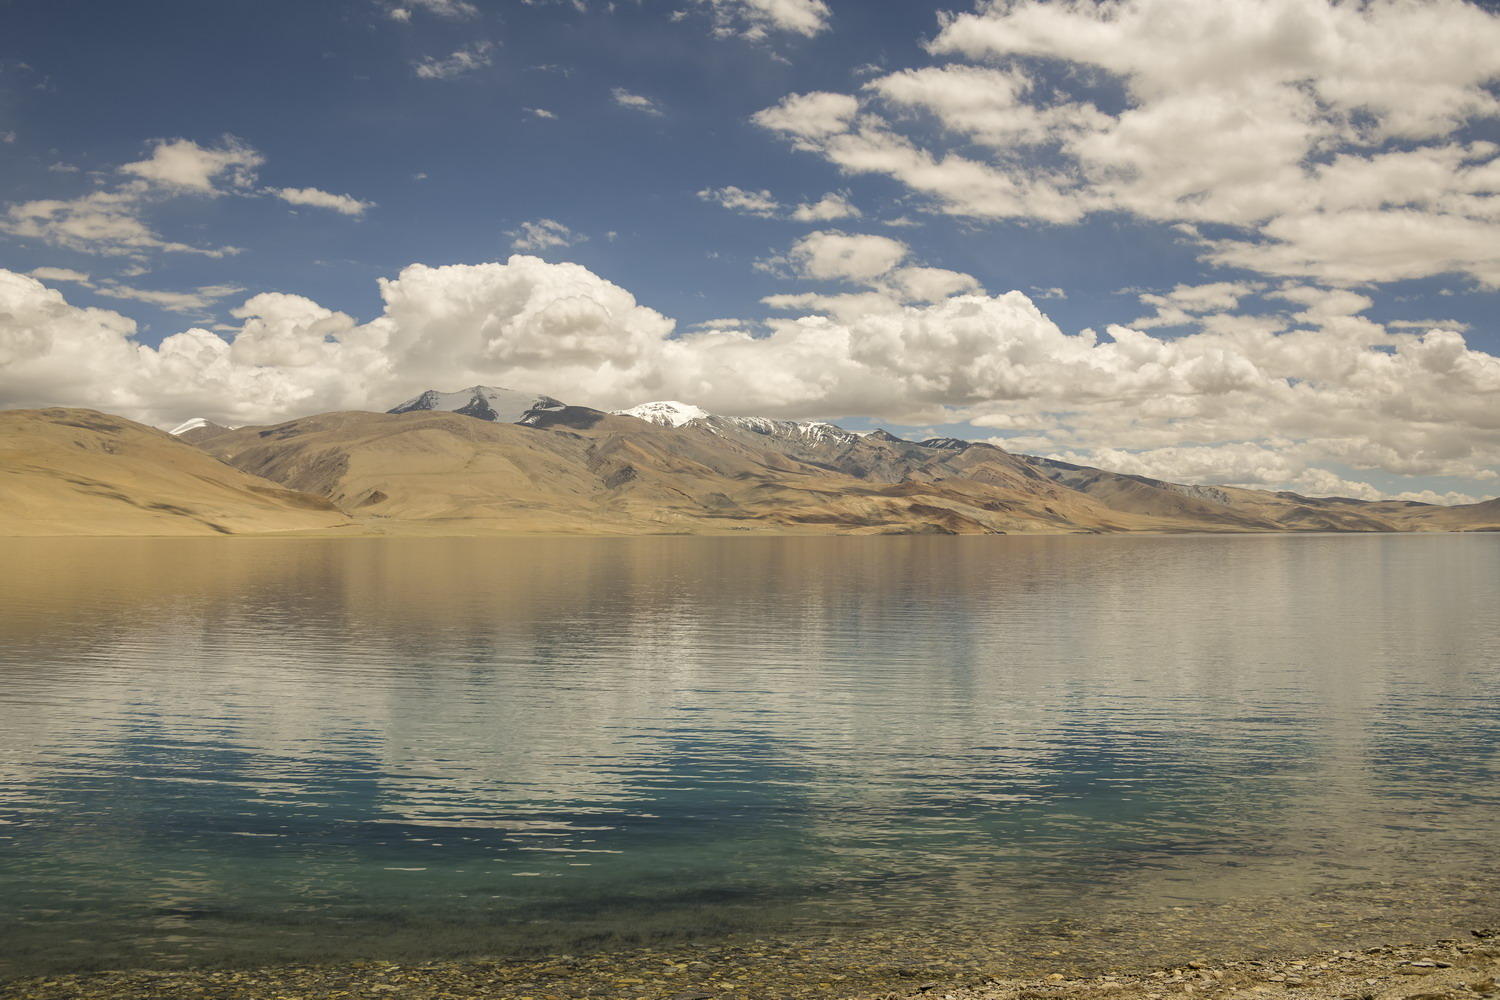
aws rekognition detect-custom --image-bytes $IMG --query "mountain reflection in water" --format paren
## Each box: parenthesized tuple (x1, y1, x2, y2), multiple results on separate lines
(1, 534, 1497, 977)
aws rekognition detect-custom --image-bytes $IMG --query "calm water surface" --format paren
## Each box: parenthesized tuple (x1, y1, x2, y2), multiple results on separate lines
(1, 534, 1497, 980)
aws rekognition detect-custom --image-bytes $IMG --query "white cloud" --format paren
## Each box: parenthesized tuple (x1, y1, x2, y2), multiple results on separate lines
(1132, 281, 1264, 328)
(2, 185, 239, 258)
(787, 230, 908, 283)
(2, 138, 266, 258)
(93, 282, 244, 314)
(697, 0, 830, 39)
(690, 317, 756, 331)
(2, 138, 366, 259)
(1038, 444, 1484, 505)
(1387, 319, 1470, 332)
(527, 107, 558, 119)
(611, 88, 663, 116)
(751, 91, 858, 147)
(698, 185, 780, 218)
(756, 0, 1500, 286)
(790, 192, 860, 222)
(275, 187, 375, 217)
(120, 137, 262, 193)
(698, 187, 860, 222)
(414, 42, 493, 79)
(386, 0, 477, 19)
(5, 258, 1499, 499)
(28, 267, 91, 284)
(1393, 489, 1481, 506)
(886, 266, 980, 303)
(508, 219, 584, 251)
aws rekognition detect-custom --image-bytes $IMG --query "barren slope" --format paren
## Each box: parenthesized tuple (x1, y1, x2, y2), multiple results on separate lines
(1023, 455, 1500, 532)
(13, 405, 1493, 537)
(203, 409, 1181, 535)
(0, 409, 349, 536)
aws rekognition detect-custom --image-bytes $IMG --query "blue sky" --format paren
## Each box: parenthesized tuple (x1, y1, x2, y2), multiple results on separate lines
(2, 0, 1499, 503)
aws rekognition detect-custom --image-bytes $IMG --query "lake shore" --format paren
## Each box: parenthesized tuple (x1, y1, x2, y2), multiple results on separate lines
(4, 929, 1496, 1000)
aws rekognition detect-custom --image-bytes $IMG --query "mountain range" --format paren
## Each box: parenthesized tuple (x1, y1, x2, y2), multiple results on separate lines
(2, 384, 1496, 536)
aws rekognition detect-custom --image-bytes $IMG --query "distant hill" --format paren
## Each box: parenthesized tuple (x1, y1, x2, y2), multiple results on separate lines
(0, 409, 348, 536)
(1021, 455, 1500, 533)
(3, 389, 1495, 537)
(168, 417, 234, 445)
(389, 385, 565, 424)
(197, 406, 1145, 535)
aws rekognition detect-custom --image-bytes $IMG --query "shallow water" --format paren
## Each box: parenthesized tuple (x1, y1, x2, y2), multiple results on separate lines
(1, 534, 1497, 980)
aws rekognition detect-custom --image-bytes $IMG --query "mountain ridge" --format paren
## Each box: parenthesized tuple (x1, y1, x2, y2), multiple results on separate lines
(0, 408, 348, 536)
(4, 386, 1496, 536)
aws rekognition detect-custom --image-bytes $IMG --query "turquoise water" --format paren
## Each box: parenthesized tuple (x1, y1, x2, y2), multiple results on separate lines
(1, 534, 1498, 978)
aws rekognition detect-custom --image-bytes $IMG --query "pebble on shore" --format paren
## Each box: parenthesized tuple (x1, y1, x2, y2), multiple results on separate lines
(1, 929, 1496, 1000)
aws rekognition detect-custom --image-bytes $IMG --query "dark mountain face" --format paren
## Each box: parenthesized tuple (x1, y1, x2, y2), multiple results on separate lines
(388, 386, 564, 424)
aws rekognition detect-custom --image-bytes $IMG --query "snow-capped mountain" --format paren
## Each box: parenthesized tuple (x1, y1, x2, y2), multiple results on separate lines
(169, 417, 214, 436)
(613, 400, 859, 447)
(167, 417, 232, 444)
(389, 386, 566, 424)
(721, 414, 858, 447)
(613, 400, 710, 427)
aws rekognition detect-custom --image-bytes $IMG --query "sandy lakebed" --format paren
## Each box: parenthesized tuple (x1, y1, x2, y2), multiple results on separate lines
(2, 928, 1497, 1000)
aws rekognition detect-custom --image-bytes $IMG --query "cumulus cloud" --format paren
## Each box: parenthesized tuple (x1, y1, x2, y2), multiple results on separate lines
(1132, 281, 1264, 328)
(2, 138, 371, 257)
(28, 267, 91, 284)
(790, 192, 860, 222)
(274, 187, 374, 217)
(698, 186, 781, 218)
(611, 88, 664, 116)
(414, 41, 493, 79)
(385, 0, 477, 20)
(1388, 319, 1470, 332)
(4, 258, 1499, 501)
(508, 218, 584, 251)
(698, 187, 860, 222)
(786, 230, 908, 283)
(696, 0, 831, 39)
(120, 137, 263, 193)
(1394, 489, 1482, 506)
(93, 282, 245, 314)
(886, 266, 980, 303)
(1040, 444, 1385, 498)
(751, 91, 858, 146)
(1, 137, 264, 257)
(2, 186, 237, 258)
(755, 0, 1500, 286)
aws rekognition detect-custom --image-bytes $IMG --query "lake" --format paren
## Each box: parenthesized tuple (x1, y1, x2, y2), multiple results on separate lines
(1, 534, 1497, 987)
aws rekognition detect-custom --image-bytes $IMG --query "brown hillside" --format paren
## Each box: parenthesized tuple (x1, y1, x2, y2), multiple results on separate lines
(0, 408, 349, 536)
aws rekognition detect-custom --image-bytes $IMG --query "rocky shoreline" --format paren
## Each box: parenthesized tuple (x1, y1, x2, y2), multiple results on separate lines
(3, 929, 1495, 1000)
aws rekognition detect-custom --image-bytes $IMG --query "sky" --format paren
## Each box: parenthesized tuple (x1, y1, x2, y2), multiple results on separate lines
(2, 0, 1499, 504)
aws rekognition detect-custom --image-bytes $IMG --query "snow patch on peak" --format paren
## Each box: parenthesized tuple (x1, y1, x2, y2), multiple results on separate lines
(725, 415, 857, 446)
(613, 401, 859, 448)
(169, 418, 211, 436)
(389, 385, 564, 423)
(615, 400, 711, 427)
